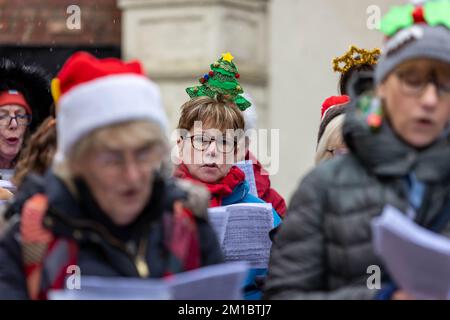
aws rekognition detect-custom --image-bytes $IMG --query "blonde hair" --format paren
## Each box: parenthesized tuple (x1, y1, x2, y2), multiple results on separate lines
(315, 114, 345, 164)
(53, 120, 167, 190)
(177, 96, 245, 132)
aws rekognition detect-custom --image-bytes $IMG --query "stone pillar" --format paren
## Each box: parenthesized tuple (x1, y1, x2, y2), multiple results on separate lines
(118, 0, 269, 132)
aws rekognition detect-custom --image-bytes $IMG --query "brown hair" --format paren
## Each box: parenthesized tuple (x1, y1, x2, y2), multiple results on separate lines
(13, 116, 57, 187)
(177, 96, 245, 132)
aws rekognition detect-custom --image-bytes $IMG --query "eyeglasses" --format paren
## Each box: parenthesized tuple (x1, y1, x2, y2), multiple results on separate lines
(0, 114, 32, 127)
(396, 70, 450, 99)
(94, 145, 162, 173)
(184, 134, 237, 153)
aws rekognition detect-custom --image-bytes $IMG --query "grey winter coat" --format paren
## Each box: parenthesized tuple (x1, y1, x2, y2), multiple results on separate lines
(264, 102, 450, 300)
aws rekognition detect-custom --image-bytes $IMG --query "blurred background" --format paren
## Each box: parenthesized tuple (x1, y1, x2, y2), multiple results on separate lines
(0, 0, 399, 202)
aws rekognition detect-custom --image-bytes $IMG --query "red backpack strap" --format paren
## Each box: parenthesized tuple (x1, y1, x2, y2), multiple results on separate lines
(21, 194, 79, 300)
(21, 193, 53, 300)
(45, 238, 79, 297)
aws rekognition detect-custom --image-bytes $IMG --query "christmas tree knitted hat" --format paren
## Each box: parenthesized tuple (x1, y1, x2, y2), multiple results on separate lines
(375, 0, 450, 84)
(51, 52, 168, 162)
(185, 52, 251, 111)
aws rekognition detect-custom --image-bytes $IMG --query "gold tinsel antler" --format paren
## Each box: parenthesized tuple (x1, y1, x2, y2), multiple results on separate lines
(332, 46, 381, 74)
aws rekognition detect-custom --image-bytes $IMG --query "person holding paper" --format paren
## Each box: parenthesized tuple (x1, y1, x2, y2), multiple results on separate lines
(265, 0, 450, 300)
(174, 53, 282, 300)
(0, 52, 223, 299)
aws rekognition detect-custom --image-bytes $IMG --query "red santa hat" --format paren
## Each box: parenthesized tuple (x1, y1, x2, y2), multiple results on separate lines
(320, 95, 350, 120)
(317, 95, 350, 144)
(51, 52, 168, 162)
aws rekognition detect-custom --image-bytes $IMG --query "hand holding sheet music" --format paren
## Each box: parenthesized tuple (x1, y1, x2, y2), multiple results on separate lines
(372, 205, 450, 299)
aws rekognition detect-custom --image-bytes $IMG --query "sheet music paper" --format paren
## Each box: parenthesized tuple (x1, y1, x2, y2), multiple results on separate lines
(208, 203, 274, 268)
(48, 262, 249, 300)
(372, 205, 450, 299)
(207, 207, 228, 245)
(235, 160, 258, 197)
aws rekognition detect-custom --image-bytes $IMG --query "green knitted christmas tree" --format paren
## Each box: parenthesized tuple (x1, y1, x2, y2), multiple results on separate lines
(186, 52, 251, 111)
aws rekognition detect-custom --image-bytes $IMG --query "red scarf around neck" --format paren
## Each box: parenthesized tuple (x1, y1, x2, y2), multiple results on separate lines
(174, 163, 245, 207)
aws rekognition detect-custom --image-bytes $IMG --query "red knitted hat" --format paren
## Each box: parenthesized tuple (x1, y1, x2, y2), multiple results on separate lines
(0, 89, 32, 114)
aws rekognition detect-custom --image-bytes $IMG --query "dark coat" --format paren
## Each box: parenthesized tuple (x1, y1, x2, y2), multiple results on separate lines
(0, 171, 223, 299)
(264, 103, 450, 300)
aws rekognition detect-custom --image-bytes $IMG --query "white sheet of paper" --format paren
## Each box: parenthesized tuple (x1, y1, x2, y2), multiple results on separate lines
(0, 179, 15, 193)
(208, 207, 229, 245)
(48, 262, 249, 300)
(208, 203, 273, 268)
(372, 205, 450, 299)
(235, 160, 258, 197)
(167, 261, 249, 300)
(0, 169, 14, 182)
(48, 277, 170, 300)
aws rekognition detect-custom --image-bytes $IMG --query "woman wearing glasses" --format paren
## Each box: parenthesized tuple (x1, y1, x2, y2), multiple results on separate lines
(0, 59, 52, 176)
(265, 1, 450, 300)
(0, 101, 31, 170)
(174, 95, 282, 300)
(0, 59, 52, 206)
(0, 52, 223, 299)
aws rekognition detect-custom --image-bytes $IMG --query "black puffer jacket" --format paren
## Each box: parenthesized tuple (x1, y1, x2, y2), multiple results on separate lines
(264, 102, 450, 300)
(0, 171, 223, 299)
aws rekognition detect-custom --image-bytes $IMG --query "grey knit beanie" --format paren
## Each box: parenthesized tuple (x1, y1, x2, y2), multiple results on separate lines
(375, 25, 450, 85)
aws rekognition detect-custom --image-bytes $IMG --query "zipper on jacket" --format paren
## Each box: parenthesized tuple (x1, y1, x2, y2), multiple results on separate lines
(135, 236, 150, 278)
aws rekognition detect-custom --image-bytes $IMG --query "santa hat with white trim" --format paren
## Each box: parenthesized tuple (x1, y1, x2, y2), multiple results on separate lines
(317, 95, 350, 145)
(51, 52, 168, 163)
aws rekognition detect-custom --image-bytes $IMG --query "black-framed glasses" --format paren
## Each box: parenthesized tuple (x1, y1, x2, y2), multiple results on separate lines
(396, 70, 450, 99)
(0, 114, 32, 127)
(184, 134, 237, 153)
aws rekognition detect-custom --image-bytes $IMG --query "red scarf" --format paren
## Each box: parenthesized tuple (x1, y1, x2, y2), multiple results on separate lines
(174, 163, 245, 207)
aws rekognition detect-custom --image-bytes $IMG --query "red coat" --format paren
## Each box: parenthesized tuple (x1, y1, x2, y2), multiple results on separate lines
(246, 151, 286, 218)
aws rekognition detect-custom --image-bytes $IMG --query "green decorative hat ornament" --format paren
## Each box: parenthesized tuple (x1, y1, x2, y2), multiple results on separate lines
(186, 52, 251, 111)
(381, 0, 450, 37)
